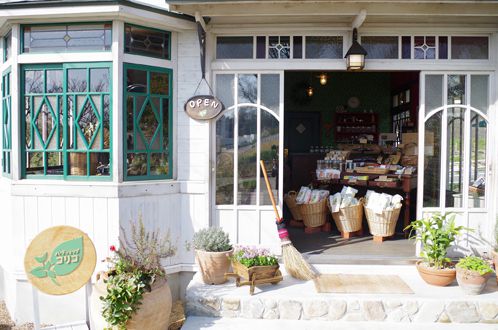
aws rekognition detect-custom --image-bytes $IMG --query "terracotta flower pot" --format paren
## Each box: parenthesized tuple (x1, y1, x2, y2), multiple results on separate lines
(91, 274, 172, 330)
(416, 260, 456, 286)
(492, 250, 498, 285)
(456, 265, 492, 295)
(195, 249, 233, 285)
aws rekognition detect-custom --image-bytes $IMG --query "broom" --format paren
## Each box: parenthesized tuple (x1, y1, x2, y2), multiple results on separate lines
(260, 160, 316, 281)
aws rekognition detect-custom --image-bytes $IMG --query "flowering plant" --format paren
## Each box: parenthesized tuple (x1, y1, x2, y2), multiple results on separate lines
(100, 217, 176, 330)
(231, 245, 278, 268)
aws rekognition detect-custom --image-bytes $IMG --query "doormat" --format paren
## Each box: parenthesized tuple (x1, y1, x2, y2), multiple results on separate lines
(314, 274, 414, 294)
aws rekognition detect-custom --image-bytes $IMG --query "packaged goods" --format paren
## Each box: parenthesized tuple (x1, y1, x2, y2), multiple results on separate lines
(296, 186, 311, 204)
(329, 193, 342, 212)
(365, 191, 403, 214)
(297, 187, 329, 204)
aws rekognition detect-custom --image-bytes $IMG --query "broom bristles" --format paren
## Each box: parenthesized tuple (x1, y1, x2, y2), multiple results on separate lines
(281, 242, 316, 281)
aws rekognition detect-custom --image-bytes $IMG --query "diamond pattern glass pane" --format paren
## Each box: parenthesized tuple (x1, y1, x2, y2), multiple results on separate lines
(125, 24, 170, 59)
(78, 97, 100, 147)
(138, 100, 159, 147)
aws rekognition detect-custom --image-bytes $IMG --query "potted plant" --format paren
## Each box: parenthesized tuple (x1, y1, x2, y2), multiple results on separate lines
(456, 256, 493, 295)
(193, 227, 232, 285)
(227, 245, 282, 295)
(492, 218, 498, 284)
(405, 213, 467, 286)
(91, 217, 176, 330)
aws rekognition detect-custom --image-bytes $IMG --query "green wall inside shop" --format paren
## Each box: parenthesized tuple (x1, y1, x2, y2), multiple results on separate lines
(284, 71, 392, 146)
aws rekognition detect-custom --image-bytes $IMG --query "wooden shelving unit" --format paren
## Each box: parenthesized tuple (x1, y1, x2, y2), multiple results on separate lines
(335, 113, 378, 143)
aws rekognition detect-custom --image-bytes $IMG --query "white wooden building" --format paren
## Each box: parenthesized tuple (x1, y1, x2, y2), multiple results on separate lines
(0, 0, 497, 325)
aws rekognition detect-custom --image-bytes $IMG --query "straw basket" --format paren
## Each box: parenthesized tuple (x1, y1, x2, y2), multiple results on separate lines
(364, 204, 402, 237)
(328, 199, 363, 233)
(298, 198, 328, 228)
(284, 191, 303, 221)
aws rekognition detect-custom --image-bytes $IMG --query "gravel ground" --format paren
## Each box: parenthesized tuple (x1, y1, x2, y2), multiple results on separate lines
(0, 301, 34, 330)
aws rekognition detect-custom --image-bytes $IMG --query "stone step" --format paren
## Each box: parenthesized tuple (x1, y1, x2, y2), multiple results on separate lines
(186, 264, 498, 324)
(182, 316, 498, 330)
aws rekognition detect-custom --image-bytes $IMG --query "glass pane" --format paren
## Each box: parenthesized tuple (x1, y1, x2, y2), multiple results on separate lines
(23, 24, 111, 53)
(216, 110, 234, 205)
(124, 24, 169, 59)
(361, 36, 398, 59)
(237, 74, 257, 104)
(438, 36, 448, 59)
(93, 152, 110, 176)
(451, 37, 488, 59)
(150, 153, 168, 176)
(423, 112, 442, 207)
(46, 152, 63, 175)
(216, 36, 253, 59)
(470, 75, 488, 114)
(46, 70, 63, 93)
(78, 97, 100, 148)
(162, 98, 169, 151)
(446, 107, 465, 208)
(126, 69, 147, 93)
(425, 75, 443, 115)
(68, 152, 88, 176)
(103, 95, 110, 149)
(138, 100, 159, 147)
(256, 36, 265, 59)
(127, 153, 147, 176)
(401, 36, 411, 59)
(468, 113, 486, 208)
(293, 36, 303, 59)
(68, 69, 87, 93)
(305, 36, 342, 59)
(268, 36, 290, 59)
(150, 72, 169, 95)
(90, 68, 109, 92)
(25, 97, 32, 149)
(4, 31, 11, 61)
(260, 111, 279, 205)
(414, 36, 436, 59)
(134, 96, 147, 151)
(447, 75, 466, 105)
(126, 96, 134, 150)
(261, 74, 280, 115)
(238, 107, 257, 205)
(216, 74, 235, 109)
(25, 70, 44, 94)
(35, 102, 55, 147)
(26, 152, 44, 175)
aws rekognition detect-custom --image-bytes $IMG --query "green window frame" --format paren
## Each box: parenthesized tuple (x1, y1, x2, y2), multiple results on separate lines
(21, 22, 112, 54)
(21, 62, 112, 180)
(2, 68, 11, 177)
(124, 23, 171, 60)
(123, 63, 172, 181)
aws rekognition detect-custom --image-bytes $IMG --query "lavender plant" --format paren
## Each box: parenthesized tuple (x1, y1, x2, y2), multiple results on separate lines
(231, 246, 278, 268)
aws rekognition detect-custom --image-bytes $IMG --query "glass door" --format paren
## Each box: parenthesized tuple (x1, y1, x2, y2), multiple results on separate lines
(418, 73, 493, 253)
(212, 72, 284, 253)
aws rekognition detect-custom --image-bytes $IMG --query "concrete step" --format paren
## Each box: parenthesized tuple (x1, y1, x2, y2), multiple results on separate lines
(186, 264, 498, 325)
(182, 316, 498, 330)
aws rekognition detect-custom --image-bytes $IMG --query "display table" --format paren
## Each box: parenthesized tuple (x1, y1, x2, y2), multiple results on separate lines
(312, 173, 417, 237)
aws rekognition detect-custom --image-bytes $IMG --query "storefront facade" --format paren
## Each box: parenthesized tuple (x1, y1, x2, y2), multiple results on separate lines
(0, 0, 497, 324)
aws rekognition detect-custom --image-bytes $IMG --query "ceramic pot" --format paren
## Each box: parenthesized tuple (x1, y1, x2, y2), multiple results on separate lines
(492, 250, 498, 285)
(195, 249, 233, 285)
(416, 260, 456, 286)
(456, 265, 492, 295)
(91, 273, 172, 330)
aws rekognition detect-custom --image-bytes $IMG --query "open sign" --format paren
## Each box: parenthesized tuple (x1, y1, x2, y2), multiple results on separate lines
(184, 95, 224, 120)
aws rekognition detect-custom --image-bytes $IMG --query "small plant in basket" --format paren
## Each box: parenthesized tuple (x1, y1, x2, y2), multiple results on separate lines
(192, 227, 233, 285)
(95, 217, 176, 330)
(405, 212, 469, 286)
(231, 245, 279, 268)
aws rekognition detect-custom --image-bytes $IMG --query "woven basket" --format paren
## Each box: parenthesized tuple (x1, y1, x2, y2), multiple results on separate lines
(364, 204, 402, 237)
(298, 198, 328, 228)
(284, 191, 303, 221)
(328, 199, 363, 233)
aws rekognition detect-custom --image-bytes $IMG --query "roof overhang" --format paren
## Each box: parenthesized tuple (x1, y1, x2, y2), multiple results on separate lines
(168, 0, 498, 28)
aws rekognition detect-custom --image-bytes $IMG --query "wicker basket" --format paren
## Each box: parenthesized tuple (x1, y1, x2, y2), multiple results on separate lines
(328, 199, 363, 233)
(284, 191, 303, 222)
(364, 204, 402, 237)
(298, 198, 328, 228)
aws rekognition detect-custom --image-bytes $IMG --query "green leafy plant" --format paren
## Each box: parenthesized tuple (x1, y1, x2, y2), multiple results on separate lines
(231, 246, 278, 268)
(405, 213, 469, 269)
(457, 256, 493, 275)
(100, 216, 176, 330)
(192, 227, 232, 252)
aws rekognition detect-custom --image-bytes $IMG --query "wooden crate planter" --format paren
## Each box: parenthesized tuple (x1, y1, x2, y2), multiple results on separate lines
(225, 261, 282, 295)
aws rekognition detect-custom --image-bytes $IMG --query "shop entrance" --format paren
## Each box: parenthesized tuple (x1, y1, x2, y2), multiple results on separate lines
(283, 71, 420, 263)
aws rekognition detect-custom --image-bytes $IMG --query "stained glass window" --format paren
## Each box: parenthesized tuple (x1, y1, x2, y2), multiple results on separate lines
(268, 36, 290, 59)
(125, 24, 170, 59)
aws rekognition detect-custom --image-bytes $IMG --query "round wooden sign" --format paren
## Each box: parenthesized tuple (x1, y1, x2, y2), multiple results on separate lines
(24, 226, 97, 295)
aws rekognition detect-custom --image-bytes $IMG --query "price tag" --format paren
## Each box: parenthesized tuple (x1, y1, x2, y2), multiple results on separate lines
(349, 176, 357, 184)
(379, 175, 388, 181)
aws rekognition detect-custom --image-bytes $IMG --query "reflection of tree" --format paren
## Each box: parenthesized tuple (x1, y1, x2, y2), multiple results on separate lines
(237, 75, 257, 104)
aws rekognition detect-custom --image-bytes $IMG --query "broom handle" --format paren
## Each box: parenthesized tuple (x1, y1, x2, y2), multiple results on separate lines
(260, 160, 282, 221)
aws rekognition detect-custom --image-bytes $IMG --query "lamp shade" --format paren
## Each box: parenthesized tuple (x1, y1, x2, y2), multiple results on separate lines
(345, 29, 367, 71)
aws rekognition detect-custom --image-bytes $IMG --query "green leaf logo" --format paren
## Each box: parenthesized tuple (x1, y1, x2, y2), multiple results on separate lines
(50, 237, 84, 276)
(29, 236, 84, 285)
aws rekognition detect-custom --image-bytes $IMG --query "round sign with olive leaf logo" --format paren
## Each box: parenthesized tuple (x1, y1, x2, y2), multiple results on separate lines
(24, 226, 97, 295)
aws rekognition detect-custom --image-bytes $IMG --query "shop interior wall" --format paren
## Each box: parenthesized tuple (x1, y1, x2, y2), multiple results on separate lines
(284, 71, 392, 146)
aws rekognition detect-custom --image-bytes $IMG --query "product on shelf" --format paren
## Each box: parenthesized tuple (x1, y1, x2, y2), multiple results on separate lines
(365, 190, 403, 214)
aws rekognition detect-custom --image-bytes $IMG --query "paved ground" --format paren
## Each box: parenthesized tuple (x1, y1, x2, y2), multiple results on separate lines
(0, 301, 32, 330)
(183, 317, 498, 329)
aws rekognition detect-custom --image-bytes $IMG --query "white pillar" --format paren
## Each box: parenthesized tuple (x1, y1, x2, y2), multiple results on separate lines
(10, 24, 20, 180)
(112, 20, 124, 183)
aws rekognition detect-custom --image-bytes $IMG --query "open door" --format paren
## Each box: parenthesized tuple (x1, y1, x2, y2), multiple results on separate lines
(418, 73, 494, 253)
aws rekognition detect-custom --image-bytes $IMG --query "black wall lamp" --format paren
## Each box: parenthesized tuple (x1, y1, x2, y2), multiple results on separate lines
(345, 28, 367, 71)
